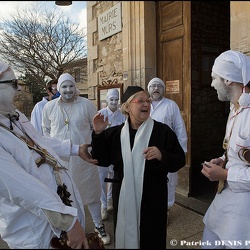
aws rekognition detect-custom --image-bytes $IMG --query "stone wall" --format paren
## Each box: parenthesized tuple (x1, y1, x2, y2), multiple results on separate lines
(87, 1, 157, 107)
(231, 1, 250, 55)
(87, 1, 124, 107)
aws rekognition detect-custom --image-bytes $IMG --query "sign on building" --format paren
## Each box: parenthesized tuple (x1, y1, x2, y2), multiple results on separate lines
(98, 2, 122, 41)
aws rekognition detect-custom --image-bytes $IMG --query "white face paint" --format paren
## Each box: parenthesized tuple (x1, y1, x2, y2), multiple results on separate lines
(148, 83, 164, 101)
(107, 97, 119, 112)
(0, 68, 21, 107)
(0, 84, 16, 104)
(211, 72, 231, 101)
(59, 80, 76, 103)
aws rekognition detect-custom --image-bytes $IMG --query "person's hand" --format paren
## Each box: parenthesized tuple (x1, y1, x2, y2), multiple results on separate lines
(201, 161, 227, 181)
(210, 157, 225, 168)
(143, 146, 162, 161)
(47, 90, 53, 101)
(66, 220, 89, 249)
(92, 112, 108, 134)
(79, 144, 98, 165)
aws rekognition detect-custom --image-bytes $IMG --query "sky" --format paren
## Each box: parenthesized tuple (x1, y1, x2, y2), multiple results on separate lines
(0, 1, 87, 29)
(0, 1, 87, 76)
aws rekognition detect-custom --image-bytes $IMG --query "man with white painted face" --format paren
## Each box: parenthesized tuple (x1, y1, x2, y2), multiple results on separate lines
(42, 73, 111, 245)
(201, 50, 250, 249)
(98, 88, 126, 220)
(0, 63, 97, 249)
(147, 77, 187, 222)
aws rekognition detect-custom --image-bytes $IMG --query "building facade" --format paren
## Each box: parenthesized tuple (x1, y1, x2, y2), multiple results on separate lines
(84, 1, 250, 204)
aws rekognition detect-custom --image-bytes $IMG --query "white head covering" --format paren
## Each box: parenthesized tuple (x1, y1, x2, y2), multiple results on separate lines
(57, 73, 76, 91)
(106, 88, 119, 101)
(212, 50, 250, 86)
(147, 77, 165, 91)
(0, 62, 9, 77)
(0, 62, 16, 84)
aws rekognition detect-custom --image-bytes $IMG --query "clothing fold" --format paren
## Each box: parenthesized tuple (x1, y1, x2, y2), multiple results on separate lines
(115, 117, 153, 249)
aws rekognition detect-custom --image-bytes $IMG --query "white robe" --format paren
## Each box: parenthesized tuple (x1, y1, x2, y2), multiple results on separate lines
(0, 112, 85, 249)
(203, 103, 250, 247)
(42, 96, 101, 205)
(30, 97, 49, 135)
(150, 97, 187, 207)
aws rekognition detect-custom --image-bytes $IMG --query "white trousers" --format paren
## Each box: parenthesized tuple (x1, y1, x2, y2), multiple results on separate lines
(167, 172, 178, 209)
(87, 200, 103, 228)
(98, 165, 113, 209)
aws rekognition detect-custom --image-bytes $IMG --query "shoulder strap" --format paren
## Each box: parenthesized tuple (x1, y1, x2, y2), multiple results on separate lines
(0, 121, 34, 147)
(0, 122, 66, 171)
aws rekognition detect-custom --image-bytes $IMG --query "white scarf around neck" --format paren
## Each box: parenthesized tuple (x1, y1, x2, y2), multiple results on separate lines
(115, 117, 154, 249)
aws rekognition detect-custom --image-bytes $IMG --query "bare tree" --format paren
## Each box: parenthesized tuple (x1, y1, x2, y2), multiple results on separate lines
(0, 2, 87, 102)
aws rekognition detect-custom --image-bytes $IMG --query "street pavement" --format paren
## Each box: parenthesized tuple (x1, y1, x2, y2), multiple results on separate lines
(0, 202, 205, 249)
(167, 203, 204, 249)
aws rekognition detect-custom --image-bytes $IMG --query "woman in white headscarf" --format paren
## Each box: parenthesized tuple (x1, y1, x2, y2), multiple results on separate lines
(91, 86, 186, 249)
(201, 50, 250, 249)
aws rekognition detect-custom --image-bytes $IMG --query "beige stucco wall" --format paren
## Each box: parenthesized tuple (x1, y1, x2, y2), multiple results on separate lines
(230, 1, 250, 55)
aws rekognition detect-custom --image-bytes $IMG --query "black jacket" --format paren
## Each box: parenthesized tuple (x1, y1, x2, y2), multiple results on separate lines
(91, 119, 185, 249)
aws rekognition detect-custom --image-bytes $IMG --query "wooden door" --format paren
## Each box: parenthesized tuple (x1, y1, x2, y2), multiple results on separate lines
(156, 1, 191, 196)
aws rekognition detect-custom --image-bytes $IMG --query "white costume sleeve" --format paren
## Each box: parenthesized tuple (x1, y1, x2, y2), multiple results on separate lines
(0, 146, 78, 218)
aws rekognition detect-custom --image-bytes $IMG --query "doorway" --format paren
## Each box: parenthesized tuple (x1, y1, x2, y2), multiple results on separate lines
(156, 1, 230, 204)
(189, 1, 230, 204)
